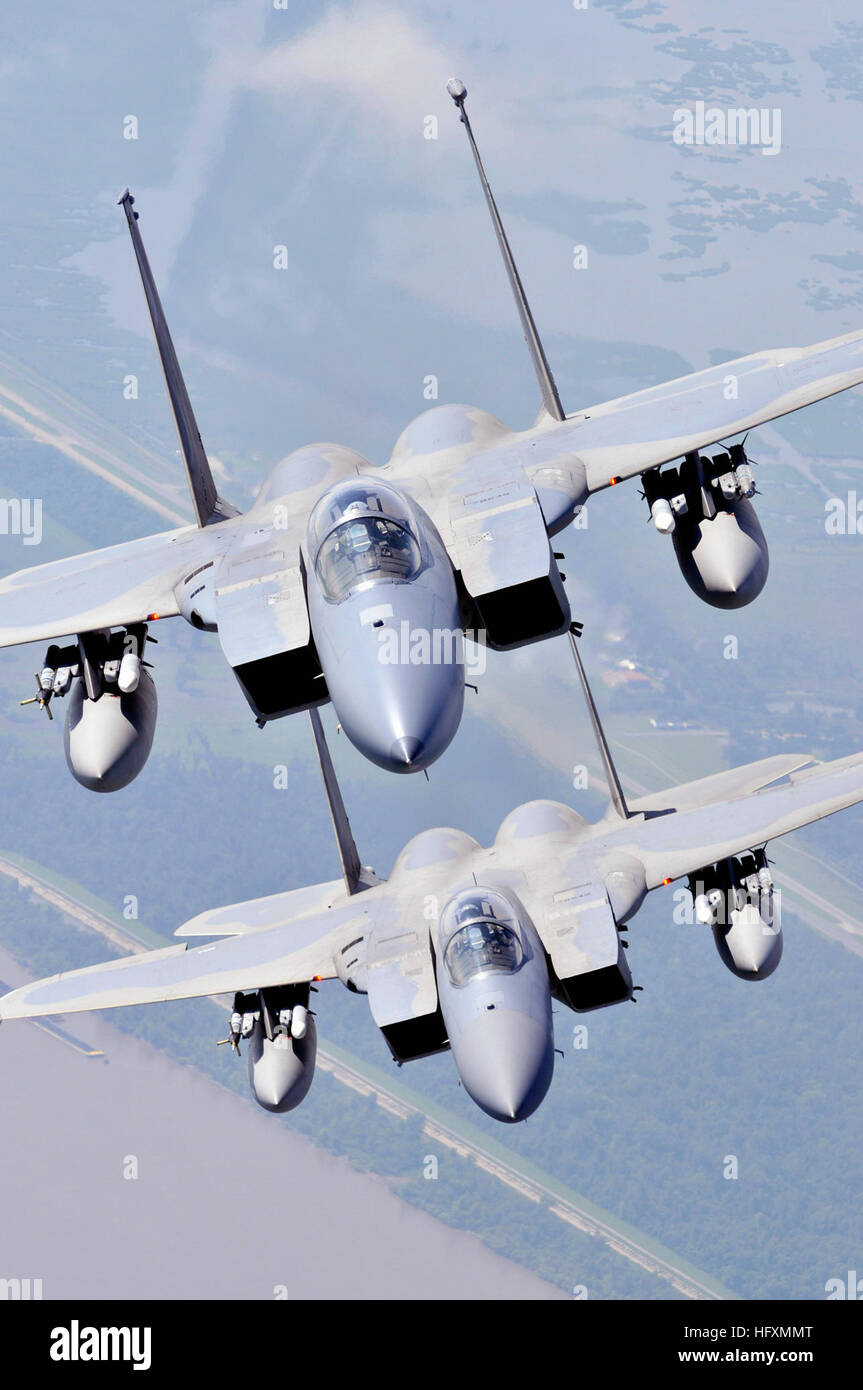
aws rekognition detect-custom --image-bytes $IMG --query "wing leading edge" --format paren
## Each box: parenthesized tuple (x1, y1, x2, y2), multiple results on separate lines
(572, 328, 863, 493)
(627, 752, 816, 816)
(0, 888, 385, 1021)
(0, 524, 222, 650)
(623, 751, 863, 890)
(428, 328, 863, 540)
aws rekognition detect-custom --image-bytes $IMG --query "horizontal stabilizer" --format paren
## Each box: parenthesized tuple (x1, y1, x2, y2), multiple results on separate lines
(628, 752, 815, 816)
(629, 750, 863, 891)
(175, 878, 348, 937)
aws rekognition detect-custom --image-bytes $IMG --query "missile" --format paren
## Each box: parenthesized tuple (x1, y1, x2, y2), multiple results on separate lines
(735, 464, 756, 497)
(694, 889, 720, 926)
(118, 652, 141, 693)
(650, 497, 676, 533)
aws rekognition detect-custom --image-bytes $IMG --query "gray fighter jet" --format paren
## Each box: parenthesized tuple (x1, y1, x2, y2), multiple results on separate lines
(4, 79, 863, 789)
(2, 632, 862, 1124)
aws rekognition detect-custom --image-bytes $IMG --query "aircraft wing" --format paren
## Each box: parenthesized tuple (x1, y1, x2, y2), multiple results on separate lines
(174, 879, 349, 937)
(570, 328, 863, 494)
(0, 525, 219, 649)
(622, 751, 863, 890)
(429, 329, 863, 538)
(439, 80, 863, 514)
(627, 753, 815, 816)
(0, 887, 385, 1021)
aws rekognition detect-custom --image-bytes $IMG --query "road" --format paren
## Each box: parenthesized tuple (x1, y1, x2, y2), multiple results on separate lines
(0, 347, 190, 526)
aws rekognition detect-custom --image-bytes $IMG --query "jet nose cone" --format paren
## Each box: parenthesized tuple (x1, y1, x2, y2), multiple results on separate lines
(311, 571, 467, 776)
(480, 1079, 532, 1125)
(349, 662, 464, 775)
(390, 735, 425, 768)
(453, 1010, 554, 1123)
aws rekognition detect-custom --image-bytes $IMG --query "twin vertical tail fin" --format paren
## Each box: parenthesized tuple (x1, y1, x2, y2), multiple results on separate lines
(568, 627, 631, 820)
(446, 78, 566, 424)
(308, 707, 365, 895)
(118, 190, 238, 528)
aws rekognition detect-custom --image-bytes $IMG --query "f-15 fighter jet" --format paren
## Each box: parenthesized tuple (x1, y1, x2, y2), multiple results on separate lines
(2, 633, 862, 1124)
(4, 79, 863, 789)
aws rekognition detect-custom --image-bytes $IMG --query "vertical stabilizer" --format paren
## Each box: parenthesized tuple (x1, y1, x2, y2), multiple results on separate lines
(446, 78, 565, 423)
(568, 628, 631, 820)
(119, 190, 237, 527)
(308, 707, 363, 895)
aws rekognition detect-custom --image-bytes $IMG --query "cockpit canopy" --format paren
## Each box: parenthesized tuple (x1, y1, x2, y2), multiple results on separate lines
(440, 889, 524, 988)
(308, 478, 423, 602)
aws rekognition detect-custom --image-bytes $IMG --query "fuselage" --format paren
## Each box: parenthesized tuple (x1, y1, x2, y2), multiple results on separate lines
(175, 404, 578, 775)
(305, 475, 465, 773)
(372, 803, 635, 1121)
(433, 884, 555, 1122)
